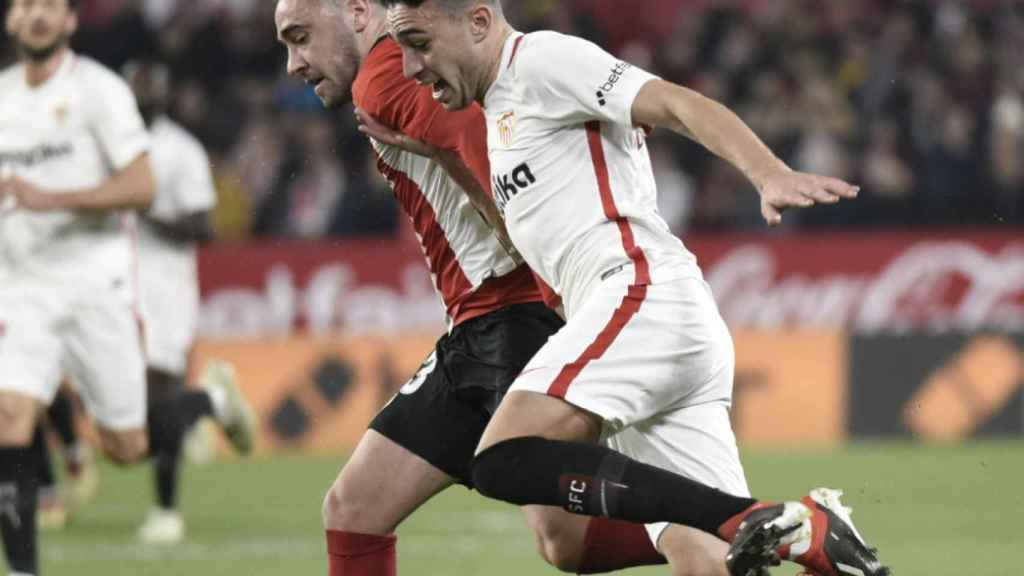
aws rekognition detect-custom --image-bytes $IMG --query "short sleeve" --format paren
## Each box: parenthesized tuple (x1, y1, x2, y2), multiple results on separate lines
(172, 136, 217, 214)
(149, 128, 216, 222)
(87, 65, 150, 171)
(516, 33, 659, 126)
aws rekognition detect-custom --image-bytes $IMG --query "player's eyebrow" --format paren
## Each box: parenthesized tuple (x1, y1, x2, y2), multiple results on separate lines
(277, 23, 305, 43)
(392, 28, 426, 43)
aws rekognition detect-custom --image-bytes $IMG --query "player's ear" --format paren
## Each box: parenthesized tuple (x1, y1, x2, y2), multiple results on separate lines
(5, 4, 21, 36)
(346, 0, 371, 33)
(467, 3, 493, 44)
(64, 8, 79, 37)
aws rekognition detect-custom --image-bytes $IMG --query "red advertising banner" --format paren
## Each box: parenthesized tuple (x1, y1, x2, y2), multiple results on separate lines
(199, 230, 1024, 336)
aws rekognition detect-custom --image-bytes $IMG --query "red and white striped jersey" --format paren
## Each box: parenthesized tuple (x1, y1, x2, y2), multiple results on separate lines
(483, 32, 702, 318)
(353, 38, 543, 326)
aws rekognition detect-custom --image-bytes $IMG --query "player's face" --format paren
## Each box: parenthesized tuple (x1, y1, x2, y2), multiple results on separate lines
(6, 0, 77, 62)
(387, 2, 479, 111)
(275, 0, 361, 109)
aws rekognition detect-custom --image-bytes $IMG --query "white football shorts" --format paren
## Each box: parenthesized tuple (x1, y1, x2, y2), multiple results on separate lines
(0, 274, 147, 430)
(510, 270, 750, 545)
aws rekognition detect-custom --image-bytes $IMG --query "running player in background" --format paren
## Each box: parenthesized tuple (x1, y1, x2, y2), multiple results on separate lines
(274, 2, 686, 575)
(375, 1, 891, 575)
(0, 0, 154, 573)
(124, 58, 256, 545)
(0, 1, 252, 573)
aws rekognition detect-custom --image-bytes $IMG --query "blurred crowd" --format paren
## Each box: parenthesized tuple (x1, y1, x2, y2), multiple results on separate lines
(2, 0, 1022, 238)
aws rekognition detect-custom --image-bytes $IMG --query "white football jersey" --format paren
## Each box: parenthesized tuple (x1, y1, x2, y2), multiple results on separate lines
(484, 32, 701, 317)
(0, 52, 149, 287)
(137, 117, 216, 374)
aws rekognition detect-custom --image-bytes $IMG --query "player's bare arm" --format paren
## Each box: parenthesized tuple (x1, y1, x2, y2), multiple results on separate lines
(631, 79, 859, 226)
(0, 153, 155, 213)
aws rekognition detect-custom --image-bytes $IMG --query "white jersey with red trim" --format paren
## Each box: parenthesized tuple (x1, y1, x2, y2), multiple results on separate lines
(0, 52, 149, 287)
(484, 32, 700, 318)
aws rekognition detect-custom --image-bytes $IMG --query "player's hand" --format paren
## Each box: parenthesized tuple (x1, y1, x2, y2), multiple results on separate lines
(755, 168, 859, 226)
(1, 177, 63, 212)
(354, 107, 439, 159)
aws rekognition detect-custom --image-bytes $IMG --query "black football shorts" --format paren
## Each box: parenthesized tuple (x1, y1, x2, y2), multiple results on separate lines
(369, 301, 563, 487)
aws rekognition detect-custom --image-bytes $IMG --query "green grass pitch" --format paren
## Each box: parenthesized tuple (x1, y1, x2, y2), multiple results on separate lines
(28, 440, 1022, 576)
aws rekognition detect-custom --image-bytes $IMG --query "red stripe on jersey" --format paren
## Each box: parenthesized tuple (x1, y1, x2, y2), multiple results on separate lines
(545, 123, 653, 399)
(376, 158, 474, 320)
(453, 264, 546, 325)
(547, 284, 647, 399)
(508, 36, 525, 69)
(584, 121, 651, 284)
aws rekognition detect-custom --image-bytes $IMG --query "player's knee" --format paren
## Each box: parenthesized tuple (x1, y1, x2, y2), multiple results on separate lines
(321, 475, 367, 530)
(530, 519, 583, 572)
(470, 436, 545, 504)
(100, 429, 148, 465)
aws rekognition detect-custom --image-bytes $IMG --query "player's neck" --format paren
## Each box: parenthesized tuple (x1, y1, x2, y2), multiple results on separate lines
(22, 46, 70, 88)
(357, 24, 390, 61)
(477, 24, 515, 104)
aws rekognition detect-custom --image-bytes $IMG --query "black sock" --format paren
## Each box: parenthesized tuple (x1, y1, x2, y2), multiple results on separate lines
(471, 436, 757, 537)
(28, 427, 55, 492)
(0, 447, 39, 575)
(46, 391, 77, 449)
(147, 370, 214, 510)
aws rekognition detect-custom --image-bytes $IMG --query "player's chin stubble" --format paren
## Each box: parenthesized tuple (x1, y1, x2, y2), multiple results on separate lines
(19, 35, 68, 62)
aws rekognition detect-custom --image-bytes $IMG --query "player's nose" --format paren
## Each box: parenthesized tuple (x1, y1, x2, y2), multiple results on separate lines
(401, 51, 425, 81)
(285, 49, 306, 77)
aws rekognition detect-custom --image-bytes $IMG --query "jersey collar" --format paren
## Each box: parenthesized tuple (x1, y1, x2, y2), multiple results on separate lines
(484, 32, 524, 105)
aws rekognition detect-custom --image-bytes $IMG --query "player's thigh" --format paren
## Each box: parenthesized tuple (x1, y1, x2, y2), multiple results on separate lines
(0, 282, 65, 444)
(0, 392, 45, 446)
(658, 524, 730, 576)
(64, 289, 147, 432)
(325, 429, 454, 534)
(476, 390, 603, 454)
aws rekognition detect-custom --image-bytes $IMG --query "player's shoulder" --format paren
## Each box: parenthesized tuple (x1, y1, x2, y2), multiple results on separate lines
(69, 55, 136, 102)
(70, 55, 124, 86)
(514, 31, 596, 71)
(352, 37, 406, 112)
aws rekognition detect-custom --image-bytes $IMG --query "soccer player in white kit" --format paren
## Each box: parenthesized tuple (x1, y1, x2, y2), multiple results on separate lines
(376, 2, 892, 576)
(0, 0, 154, 573)
(124, 59, 256, 545)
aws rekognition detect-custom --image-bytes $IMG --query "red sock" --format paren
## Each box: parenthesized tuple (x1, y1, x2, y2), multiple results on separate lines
(717, 502, 772, 542)
(576, 518, 666, 574)
(326, 530, 397, 576)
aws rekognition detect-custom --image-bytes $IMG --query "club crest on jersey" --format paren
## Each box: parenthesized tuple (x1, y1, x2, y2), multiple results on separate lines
(496, 111, 516, 147)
